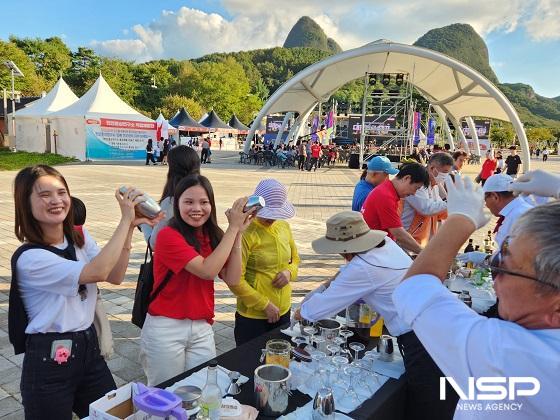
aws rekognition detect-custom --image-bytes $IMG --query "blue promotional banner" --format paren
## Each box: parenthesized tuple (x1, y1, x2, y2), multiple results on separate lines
(427, 117, 436, 145)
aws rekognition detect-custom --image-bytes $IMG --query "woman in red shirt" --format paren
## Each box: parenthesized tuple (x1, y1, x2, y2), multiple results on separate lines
(479, 150, 498, 186)
(140, 174, 254, 385)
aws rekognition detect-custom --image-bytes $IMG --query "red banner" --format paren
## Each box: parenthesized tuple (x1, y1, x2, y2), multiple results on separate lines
(99, 118, 156, 131)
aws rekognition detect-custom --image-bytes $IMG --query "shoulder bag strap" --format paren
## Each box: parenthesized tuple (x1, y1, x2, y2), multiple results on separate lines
(148, 269, 173, 304)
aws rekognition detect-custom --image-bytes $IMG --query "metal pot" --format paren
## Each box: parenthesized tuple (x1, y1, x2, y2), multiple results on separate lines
(254, 364, 292, 417)
(316, 319, 341, 343)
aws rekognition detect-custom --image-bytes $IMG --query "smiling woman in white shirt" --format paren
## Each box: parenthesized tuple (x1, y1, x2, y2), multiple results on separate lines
(296, 211, 458, 420)
(10, 165, 162, 420)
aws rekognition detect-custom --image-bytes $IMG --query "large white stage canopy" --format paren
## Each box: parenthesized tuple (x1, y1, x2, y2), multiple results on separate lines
(244, 40, 530, 172)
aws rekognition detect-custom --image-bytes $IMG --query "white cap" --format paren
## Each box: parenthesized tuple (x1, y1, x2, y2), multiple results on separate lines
(482, 174, 513, 193)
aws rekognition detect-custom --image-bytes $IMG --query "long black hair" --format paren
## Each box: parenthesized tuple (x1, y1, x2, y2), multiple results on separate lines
(168, 174, 223, 252)
(160, 145, 201, 203)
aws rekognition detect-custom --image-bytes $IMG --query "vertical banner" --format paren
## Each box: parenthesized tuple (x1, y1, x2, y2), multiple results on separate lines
(413, 112, 421, 145)
(427, 117, 436, 145)
(325, 110, 335, 143)
(311, 115, 319, 142)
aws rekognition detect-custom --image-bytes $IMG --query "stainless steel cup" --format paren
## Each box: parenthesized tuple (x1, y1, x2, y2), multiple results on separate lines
(119, 186, 161, 219)
(312, 387, 335, 419)
(244, 195, 265, 213)
(254, 364, 292, 417)
(377, 334, 394, 361)
(316, 319, 341, 343)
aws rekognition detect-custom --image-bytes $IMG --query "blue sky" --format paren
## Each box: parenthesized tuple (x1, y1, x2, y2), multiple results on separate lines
(2, 0, 559, 98)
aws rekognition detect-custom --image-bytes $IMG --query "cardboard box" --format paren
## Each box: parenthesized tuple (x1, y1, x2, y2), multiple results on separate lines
(89, 383, 164, 420)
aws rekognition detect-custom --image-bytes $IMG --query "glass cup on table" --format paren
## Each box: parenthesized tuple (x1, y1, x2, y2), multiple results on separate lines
(330, 355, 349, 390)
(326, 343, 341, 357)
(349, 342, 365, 361)
(304, 350, 327, 394)
(341, 365, 362, 407)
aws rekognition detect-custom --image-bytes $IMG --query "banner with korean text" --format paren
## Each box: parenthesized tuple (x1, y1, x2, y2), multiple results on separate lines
(85, 117, 157, 160)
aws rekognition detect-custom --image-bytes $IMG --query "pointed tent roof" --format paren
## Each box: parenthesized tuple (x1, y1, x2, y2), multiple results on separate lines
(169, 107, 208, 132)
(200, 110, 236, 131)
(17, 78, 78, 118)
(50, 74, 152, 121)
(228, 114, 250, 132)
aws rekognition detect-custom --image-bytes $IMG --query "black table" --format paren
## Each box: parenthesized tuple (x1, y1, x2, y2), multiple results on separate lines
(158, 326, 406, 419)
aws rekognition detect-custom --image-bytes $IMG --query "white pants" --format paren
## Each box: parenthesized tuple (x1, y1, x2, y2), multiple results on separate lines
(140, 314, 216, 386)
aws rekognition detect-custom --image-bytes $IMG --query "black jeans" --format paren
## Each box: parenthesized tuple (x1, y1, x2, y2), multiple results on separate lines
(21, 325, 116, 420)
(146, 153, 156, 165)
(397, 331, 458, 420)
(307, 157, 318, 171)
(298, 155, 306, 170)
(234, 311, 291, 346)
(201, 148, 209, 163)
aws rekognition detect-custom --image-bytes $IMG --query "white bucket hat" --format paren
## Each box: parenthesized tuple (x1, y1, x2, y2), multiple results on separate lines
(312, 211, 387, 254)
(254, 179, 295, 220)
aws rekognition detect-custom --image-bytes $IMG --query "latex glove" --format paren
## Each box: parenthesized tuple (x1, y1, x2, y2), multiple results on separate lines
(457, 251, 489, 266)
(509, 170, 560, 199)
(445, 173, 490, 229)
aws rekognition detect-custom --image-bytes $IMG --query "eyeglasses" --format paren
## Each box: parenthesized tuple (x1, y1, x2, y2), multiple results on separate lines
(490, 236, 559, 290)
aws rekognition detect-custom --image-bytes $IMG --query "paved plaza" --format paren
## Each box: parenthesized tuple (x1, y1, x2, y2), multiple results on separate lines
(0, 151, 558, 418)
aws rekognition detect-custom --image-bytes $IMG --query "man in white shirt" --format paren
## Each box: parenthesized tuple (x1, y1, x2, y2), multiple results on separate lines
(392, 174, 560, 419)
(295, 211, 458, 420)
(401, 152, 452, 247)
(482, 174, 534, 248)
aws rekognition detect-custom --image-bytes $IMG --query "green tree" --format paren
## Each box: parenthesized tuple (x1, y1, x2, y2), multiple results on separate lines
(10, 36, 72, 87)
(159, 94, 204, 121)
(133, 61, 176, 115)
(525, 127, 554, 147)
(0, 40, 46, 95)
(174, 57, 258, 121)
(99, 58, 138, 105)
(64, 47, 101, 96)
(489, 123, 515, 148)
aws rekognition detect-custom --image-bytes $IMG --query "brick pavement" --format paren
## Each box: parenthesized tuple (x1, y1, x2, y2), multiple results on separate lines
(0, 151, 558, 417)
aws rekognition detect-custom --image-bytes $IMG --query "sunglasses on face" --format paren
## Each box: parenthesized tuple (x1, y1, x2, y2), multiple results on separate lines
(490, 236, 559, 290)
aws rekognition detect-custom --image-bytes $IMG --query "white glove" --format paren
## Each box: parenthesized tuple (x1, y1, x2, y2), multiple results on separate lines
(445, 173, 490, 229)
(457, 251, 489, 266)
(509, 170, 560, 199)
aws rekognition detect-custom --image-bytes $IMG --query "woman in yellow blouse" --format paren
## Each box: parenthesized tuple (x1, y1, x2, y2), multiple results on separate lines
(230, 179, 300, 345)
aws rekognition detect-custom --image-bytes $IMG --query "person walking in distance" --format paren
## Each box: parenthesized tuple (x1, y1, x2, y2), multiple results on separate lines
(505, 146, 522, 178)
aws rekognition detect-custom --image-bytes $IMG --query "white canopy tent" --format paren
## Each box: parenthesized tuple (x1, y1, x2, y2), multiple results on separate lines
(50, 74, 155, 160)
(12, 78, 78, 153)
(244, 40, 530, 172)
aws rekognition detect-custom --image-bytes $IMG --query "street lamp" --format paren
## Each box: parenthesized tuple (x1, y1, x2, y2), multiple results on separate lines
(3, 60, 24, 143)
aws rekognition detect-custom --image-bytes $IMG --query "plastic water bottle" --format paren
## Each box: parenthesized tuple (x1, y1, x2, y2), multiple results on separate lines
(199, 360, 222, 419)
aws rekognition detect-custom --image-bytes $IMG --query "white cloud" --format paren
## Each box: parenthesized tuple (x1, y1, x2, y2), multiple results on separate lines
(91, 0, 560, 62)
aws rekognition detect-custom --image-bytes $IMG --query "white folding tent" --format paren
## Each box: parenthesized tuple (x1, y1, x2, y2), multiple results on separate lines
(13, 78, 78, 153)
(50, 74, 155, 160)
(244, 40, 530, 172)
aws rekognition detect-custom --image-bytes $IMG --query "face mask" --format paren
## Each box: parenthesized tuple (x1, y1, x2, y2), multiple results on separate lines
(433, 169, 449, 184)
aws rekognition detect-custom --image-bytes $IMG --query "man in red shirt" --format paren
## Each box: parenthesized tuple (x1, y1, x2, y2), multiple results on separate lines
(308, 141, 322, 172)
(361, 163, 429, 254)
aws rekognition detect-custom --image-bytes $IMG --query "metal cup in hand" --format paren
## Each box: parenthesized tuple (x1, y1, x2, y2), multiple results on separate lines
(244, 195, 265, 213)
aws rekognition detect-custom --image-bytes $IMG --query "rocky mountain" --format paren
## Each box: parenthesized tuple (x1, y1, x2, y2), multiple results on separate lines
(283, 16, 342, 54)
(413, 23, 499, 84)
(412, 23, 559, 128)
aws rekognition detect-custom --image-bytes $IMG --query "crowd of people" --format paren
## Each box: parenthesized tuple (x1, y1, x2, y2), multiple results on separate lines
(8, 140, 560, 419)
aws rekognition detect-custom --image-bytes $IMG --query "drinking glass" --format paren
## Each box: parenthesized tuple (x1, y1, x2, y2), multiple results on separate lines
(305, 350, 327, 394)
(349, 342, 365, 361)
(312, 335, 326, 352)
(331, 355, 349, 389)
(326, 343, 341, 357)
(342, 365, 361, 406)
